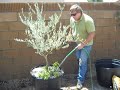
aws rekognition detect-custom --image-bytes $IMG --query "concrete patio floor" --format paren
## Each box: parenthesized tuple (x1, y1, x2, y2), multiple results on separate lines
(21, 74, 112, 90)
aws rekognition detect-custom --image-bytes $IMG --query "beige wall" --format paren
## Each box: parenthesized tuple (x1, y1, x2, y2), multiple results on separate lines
(0, 2, 120, 80)
(0, 0, 88, 3)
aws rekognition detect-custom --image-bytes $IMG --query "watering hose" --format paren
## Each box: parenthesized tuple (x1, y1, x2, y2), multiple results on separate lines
(59, 43, 94, 90)
(59, 45, 78, 68)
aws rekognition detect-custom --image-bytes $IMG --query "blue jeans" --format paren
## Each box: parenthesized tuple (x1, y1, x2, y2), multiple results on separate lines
(76, 45, 92, 84)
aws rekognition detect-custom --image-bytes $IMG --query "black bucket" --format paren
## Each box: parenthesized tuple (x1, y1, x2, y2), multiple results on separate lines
(95, 59, 120, 88)
(30, 65, 63, 90)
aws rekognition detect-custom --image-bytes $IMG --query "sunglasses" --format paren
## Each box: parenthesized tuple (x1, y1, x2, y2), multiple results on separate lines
(71, 13, 77, 16)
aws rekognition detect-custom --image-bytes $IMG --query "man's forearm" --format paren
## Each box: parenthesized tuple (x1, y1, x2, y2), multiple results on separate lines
(83, 32, 95, 46)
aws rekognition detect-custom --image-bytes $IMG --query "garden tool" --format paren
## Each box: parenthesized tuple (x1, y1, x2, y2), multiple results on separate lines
(59, 43, 81, 68)
(59, 42, 94, 90)
(59, 43, 89, 68)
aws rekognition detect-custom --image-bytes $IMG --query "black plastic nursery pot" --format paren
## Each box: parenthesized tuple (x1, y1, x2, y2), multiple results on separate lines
(33, 76, 62, 90)
(30, 65, 64, 90)
(95, 59, 120, 88)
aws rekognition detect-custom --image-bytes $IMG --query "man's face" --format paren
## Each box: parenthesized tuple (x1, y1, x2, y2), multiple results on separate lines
(70, 11, 82, 21)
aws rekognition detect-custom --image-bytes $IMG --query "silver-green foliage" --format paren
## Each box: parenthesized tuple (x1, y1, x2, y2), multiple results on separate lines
(16, 3, 70, 65)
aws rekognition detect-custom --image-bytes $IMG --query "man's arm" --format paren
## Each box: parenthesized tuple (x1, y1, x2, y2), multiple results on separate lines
(77, 31, 95, 50)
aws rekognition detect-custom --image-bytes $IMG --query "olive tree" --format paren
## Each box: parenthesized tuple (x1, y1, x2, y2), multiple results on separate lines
(15, 3, 72, 79)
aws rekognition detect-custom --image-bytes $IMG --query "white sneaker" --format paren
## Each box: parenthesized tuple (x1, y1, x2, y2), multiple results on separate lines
(76, 83, 83, 89)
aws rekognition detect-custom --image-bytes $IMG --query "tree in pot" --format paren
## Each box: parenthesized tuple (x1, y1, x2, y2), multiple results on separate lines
(15, 3, 72, 90)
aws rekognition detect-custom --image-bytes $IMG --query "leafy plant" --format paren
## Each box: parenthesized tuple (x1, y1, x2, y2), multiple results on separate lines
(15, 3, 71, 79)
(38, 62, 62, 80)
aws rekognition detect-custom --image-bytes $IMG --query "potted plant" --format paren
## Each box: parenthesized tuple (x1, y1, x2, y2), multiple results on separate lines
(15, 3, 71, 90)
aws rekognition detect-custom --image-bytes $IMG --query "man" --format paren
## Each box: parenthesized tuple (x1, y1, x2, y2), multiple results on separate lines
(69, 4, 95, 89)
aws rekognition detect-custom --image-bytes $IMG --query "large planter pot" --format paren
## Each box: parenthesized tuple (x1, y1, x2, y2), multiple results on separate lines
(30, 65, 64, 90)
(33, 76, 62, 90)
(95, 59, 120, 88)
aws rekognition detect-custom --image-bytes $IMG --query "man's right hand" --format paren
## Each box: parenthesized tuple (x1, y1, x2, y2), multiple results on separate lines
(77, 43, 84, 50)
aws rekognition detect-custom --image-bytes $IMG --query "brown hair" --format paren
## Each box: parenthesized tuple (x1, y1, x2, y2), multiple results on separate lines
(70, 4, 83, 14)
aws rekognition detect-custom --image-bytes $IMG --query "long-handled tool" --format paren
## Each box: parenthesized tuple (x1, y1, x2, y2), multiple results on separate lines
(59, 44, 80, 68)
(59, 43, 90, 68)
(59, 43, 94, 90)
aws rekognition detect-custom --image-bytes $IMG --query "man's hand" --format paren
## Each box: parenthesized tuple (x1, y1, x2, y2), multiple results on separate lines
(77, 31, 95, 50)
(77, 43, 84, 50)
